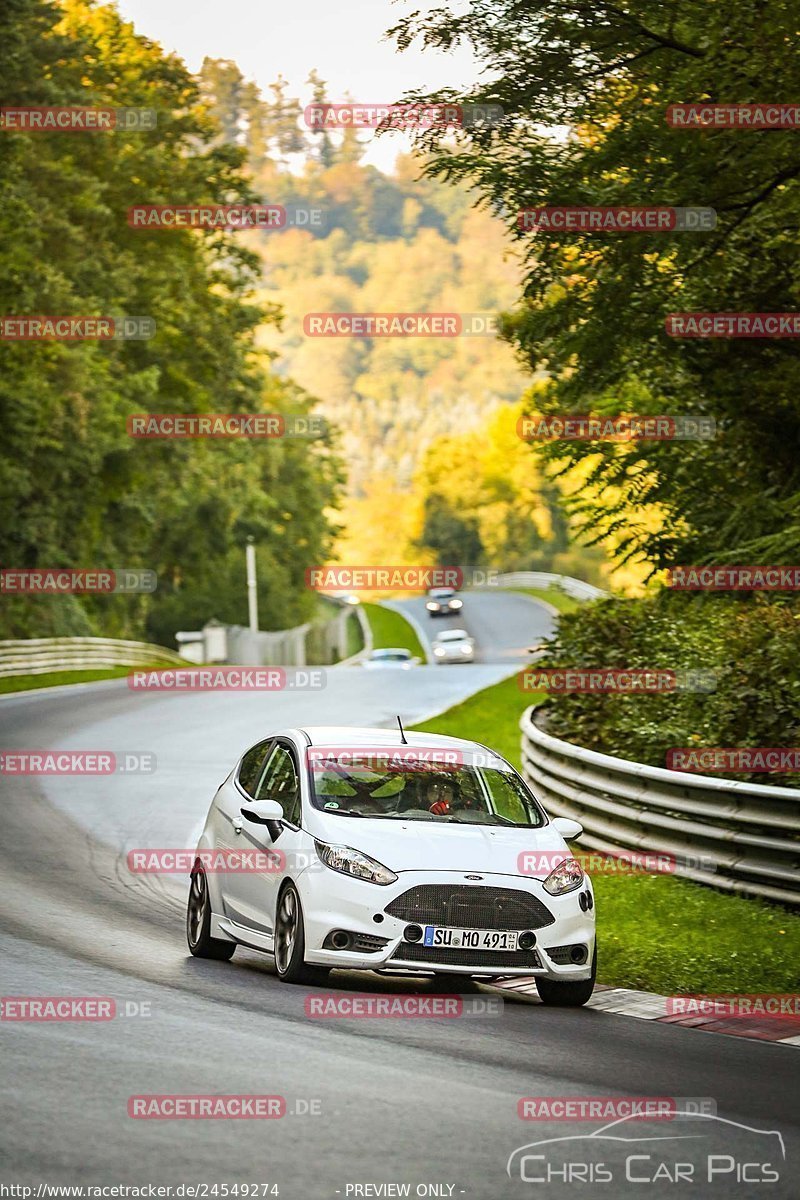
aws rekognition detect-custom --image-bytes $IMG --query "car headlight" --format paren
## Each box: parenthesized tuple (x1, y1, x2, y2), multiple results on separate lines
(314, 840, 397, 885)
(460, 644, 471, 653)
(426, 602, 438, 610)
(434, 647, 446, 656)
(543, 857, 584, 896)
(450, 599, 462, 609)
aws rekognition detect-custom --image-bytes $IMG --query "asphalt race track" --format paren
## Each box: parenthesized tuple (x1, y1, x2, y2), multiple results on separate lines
(1, 594, 797, 1198)
(391, 587, 552, 663)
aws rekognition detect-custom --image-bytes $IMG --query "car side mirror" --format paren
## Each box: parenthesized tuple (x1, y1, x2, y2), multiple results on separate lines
(241, 798, 285, 841)
(551, 816, 584, 840)
(241, 799, 284, 824)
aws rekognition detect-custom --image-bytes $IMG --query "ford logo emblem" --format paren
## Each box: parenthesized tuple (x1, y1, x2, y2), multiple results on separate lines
(465, 874, 483, 880)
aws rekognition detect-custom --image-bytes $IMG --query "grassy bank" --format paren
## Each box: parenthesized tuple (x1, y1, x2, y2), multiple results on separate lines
(509, 586, 581, 615)
(361, 602, 426, 660)
(0, 665, 149, 694)
(413, 674, 800, 994)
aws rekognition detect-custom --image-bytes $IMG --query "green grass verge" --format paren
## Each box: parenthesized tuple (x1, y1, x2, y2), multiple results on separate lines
(415, 673, 525, 763)
(361, 602, 426, 660)
(0, 665, 154, 694)
(413, 674, 800, 994)
(509, 586, 582, 615)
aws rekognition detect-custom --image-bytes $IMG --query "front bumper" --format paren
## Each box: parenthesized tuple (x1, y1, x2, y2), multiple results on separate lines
(298, 867, 595, 978)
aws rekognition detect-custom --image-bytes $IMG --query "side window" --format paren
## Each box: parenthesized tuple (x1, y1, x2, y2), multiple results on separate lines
(255, 745, 301, 826)
(237, 739, 273, 798)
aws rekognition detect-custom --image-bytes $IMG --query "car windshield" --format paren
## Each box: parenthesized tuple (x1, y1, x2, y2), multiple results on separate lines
(436, 629, 469, 642)
(308, 755, 546, 827)
(370, 649, 410, 661)
(429, 589, 454, 599)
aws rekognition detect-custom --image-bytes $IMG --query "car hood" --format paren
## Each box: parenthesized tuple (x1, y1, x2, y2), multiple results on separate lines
(305, 811, 571, 877)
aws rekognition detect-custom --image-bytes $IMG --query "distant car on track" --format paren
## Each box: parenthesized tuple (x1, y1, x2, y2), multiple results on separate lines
(361, 648, 418, 670)
(425, 587, 463, 617)
(432, 628, 475, 663)
(186, 725, 597, 1005)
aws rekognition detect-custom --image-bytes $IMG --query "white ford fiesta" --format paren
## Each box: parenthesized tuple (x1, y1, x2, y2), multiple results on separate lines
(187, 725, 597, 1005)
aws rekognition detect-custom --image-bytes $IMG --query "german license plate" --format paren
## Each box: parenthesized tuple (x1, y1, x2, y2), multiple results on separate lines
(422, 926, 518, 951)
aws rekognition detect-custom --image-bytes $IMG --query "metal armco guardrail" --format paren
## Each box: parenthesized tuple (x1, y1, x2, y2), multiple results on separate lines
(0, 636, 184, 678)
(520, 705, 800, 907)
(490, 571, 607, 601)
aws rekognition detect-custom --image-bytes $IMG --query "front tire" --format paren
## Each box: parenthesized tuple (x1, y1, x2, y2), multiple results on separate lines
(274, 882, 315, 983)
(187, 866, 236, 960)
(535, 945, 596, 1007)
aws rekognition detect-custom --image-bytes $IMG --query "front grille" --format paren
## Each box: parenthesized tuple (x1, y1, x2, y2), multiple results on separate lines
(392, 943, 542, 969)
(544, 943, 588, 965)
(385, 885, 554, 930)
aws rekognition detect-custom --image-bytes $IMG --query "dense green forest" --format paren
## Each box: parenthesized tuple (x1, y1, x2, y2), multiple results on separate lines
(0, 0, 342, 643)
(194, 58, 608, 578)
(0, 8, 607, 648)
(389, 0, 800, 779)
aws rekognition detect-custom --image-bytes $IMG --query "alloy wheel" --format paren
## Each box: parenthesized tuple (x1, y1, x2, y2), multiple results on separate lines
(275, 887, 298, 974)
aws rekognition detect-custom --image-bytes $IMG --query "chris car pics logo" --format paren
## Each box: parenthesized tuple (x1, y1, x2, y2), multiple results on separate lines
(507, 1112, 785, 1186)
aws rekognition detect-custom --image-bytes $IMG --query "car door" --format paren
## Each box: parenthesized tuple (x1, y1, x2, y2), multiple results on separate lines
(256, 741, 311, 934)
(222, 741, 302, 937)
(210, 738, 273, 920)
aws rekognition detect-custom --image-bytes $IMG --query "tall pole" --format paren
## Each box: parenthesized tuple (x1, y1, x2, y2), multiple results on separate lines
(246, 538, 259, 632)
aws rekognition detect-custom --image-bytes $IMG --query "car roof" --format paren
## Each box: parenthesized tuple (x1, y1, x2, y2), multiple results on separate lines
(370, 647, 411, 656)
(428, 587, 455, 595)
(435, 628, 470, 640)
(290, 725, 493, 754)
